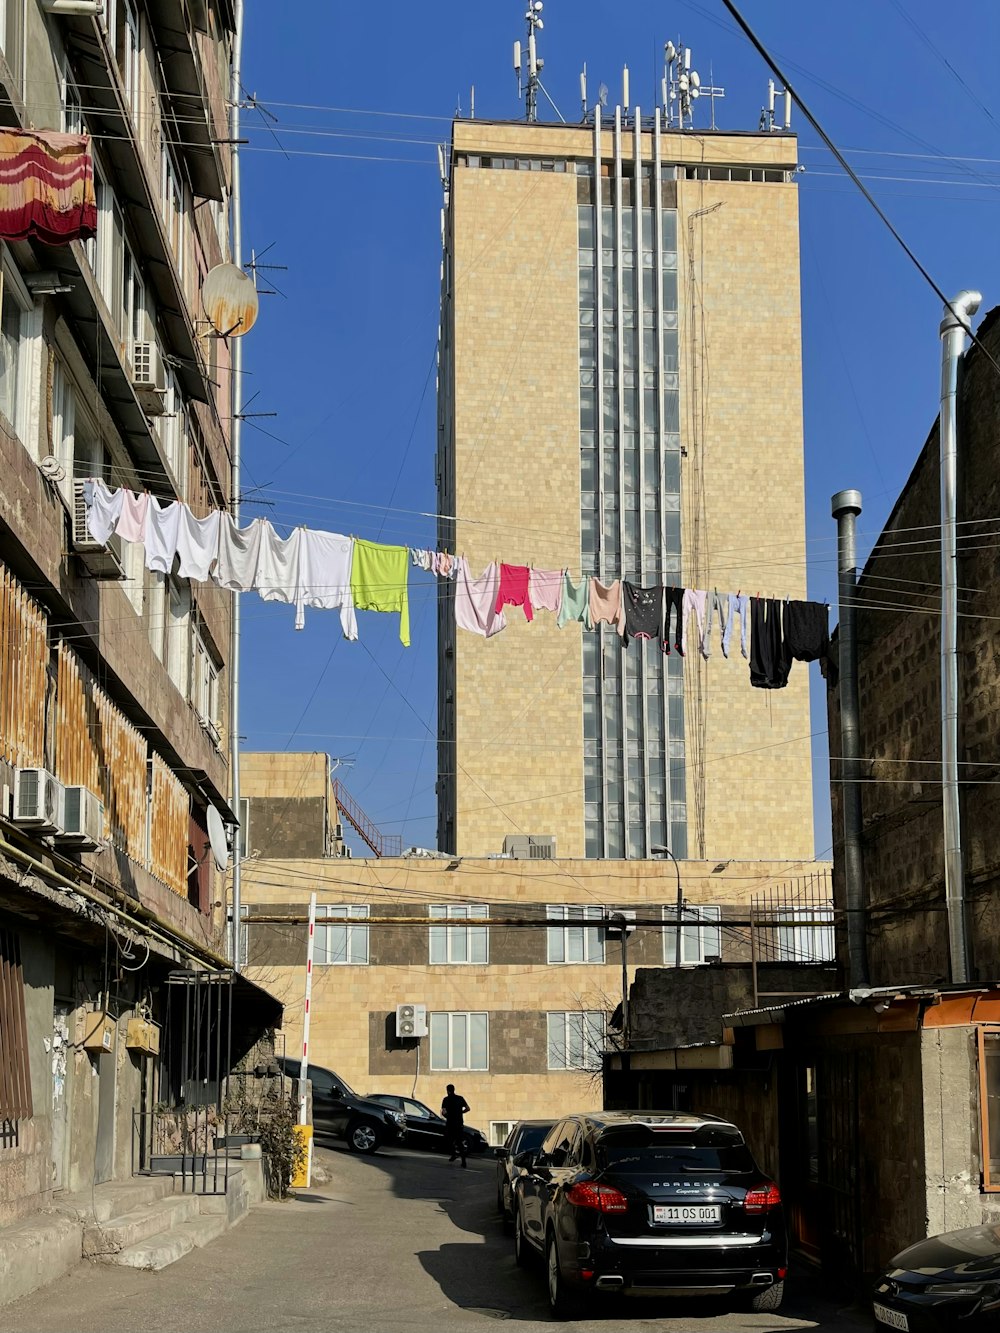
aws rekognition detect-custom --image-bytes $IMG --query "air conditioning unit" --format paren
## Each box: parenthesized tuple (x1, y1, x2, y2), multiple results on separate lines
(71, 480, 125, 578)
(131, 341, 166, 415)
(341, 847, 352, 859)
(13, 768, 65, 834)
(604, 909, 637, 937)
(334, 822, 344, 841)
(395, 1003, 428, 1039)
(502, 834, 556, 860)
(57, 785, 105, 850)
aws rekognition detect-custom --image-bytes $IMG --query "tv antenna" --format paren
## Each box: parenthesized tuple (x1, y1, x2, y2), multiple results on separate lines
(662, 40, 723, 129)
(760, 78, 792, 132)
(513, 3, 565, 123)
(245, 241, 288, 298)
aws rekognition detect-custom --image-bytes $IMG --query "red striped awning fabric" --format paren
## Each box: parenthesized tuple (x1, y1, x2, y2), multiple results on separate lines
(0, 130, 97, 245)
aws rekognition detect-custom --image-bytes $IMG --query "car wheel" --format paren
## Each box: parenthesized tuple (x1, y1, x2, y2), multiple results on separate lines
(547, 1231, 583, 1320)
(347, 1120, 381, 1154)
(514, 1207, 531, 1268)
(743, 1279, 784, 1313)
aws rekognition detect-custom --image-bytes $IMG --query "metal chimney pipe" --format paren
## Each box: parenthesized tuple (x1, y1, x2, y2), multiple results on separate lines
(939, 290, 981, 984)
(832, 489, 869, 988)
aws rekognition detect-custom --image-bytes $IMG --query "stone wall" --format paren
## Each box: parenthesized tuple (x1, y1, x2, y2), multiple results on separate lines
(827, 305, 1000, 985)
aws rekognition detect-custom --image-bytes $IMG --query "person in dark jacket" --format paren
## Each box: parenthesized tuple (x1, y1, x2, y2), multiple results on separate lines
(441, 1084, 470, 1167)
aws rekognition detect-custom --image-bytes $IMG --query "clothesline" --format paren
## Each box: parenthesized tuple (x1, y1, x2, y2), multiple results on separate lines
(83, 482, 829, 687)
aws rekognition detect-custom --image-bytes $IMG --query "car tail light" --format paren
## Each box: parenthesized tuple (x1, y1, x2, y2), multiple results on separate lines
(565, 1182, 629, 1213)
(742, 1182, 781, 1214)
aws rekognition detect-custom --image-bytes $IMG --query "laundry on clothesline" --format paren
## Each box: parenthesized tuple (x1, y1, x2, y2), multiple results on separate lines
(81, 481, 829, 679)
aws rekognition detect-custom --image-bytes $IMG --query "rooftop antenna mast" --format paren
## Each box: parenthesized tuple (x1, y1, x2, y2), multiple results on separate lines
(759, 78, 792, 132)
(662, 39, 712, 129)
(514, 1, 545, 123)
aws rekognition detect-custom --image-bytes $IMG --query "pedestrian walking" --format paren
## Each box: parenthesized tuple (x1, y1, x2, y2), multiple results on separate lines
(441, 1084, 470, 1167)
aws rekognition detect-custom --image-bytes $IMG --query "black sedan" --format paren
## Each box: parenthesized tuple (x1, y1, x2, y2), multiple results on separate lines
(496, 1120, 555, 1225)
(366, 1094, 490, 1155)
(513, 1111, 787, 1319)
(874, 1224, 1000, 1330)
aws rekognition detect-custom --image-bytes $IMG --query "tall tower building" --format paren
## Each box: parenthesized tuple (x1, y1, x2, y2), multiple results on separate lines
(437, 104, 814, 863)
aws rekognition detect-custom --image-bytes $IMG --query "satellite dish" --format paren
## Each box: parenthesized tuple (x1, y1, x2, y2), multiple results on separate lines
(39, 455, 66, 482)
(598, 82, 609, 107)
(202, 263, 259, 338)
(206, 804, 230, 872)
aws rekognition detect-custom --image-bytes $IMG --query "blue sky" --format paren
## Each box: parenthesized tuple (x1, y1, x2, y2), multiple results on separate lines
(237, 1, 1000, 857)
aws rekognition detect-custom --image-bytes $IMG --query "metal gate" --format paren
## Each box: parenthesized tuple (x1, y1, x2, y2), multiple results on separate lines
(134, 969, 233, 1194)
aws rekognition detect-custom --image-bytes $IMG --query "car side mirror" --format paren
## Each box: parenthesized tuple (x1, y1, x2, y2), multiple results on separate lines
(513, 1148, 538, 1170)
(329, 1085, 342, 1098)
(496, 1147, 509, 1161)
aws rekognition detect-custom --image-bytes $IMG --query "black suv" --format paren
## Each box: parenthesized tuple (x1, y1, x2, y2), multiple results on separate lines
(277, 1057, 407, 1154)
(512, 1111, 787, 1318)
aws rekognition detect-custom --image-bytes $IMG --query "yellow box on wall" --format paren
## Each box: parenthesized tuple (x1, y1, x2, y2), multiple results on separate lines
(82, 1012, 116, 1054)
(125, 1018, 161, 1055)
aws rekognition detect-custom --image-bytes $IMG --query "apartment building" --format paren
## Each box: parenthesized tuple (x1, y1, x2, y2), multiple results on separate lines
(240, 756, 831, 1139)
(0, 1, 277, 1241)
(436, 113, 815, 864)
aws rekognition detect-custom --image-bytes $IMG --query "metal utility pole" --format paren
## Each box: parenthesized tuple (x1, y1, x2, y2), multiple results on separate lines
(939, 290, 981, 985)
(228, 0, 245, 970)
(608, 914, 631, 1047)
(831, 490, 869, 988)
(652, 845, 684, 967)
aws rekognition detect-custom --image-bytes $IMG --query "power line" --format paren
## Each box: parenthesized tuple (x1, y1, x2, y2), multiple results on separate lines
(718, 0, 1000, 383)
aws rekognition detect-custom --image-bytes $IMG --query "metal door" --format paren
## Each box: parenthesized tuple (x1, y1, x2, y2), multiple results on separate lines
(95, 1050, 116, 1184)
(816, 1050, 864, 1275)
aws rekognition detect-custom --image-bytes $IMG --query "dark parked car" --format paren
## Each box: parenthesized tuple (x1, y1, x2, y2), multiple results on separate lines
(512, 1111, 787, 1319)
(366, 1094, 490, 1156)
(873, 1224, 1000, 1330)
(496, 1120, 555, 1225)
(277, 1057, 407, 1154)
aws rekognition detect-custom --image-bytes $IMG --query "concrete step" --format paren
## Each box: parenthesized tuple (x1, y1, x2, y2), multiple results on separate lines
(109, 1211, 229, 1272)
(57, 1175, 176, 1225)
(84, 1194, 202, 1258)
(0, 1211, 82, 1308)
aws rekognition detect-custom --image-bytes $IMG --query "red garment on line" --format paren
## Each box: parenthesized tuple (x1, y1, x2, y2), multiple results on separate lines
(494, 563, 533, 622)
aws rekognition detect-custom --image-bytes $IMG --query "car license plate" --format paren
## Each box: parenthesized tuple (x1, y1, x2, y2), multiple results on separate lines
(653, 1204, 721, 1225)
(873, 1303, 909, 1331)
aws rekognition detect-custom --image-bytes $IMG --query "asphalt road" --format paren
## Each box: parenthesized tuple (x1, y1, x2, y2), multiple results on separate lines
(4, 1145, 873, 1332)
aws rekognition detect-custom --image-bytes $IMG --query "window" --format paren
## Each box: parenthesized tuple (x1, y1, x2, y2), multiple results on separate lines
(547, 1011, 605, 1071)
(317, 904, 369, 966)
(120, 0, 141, 121)
(0, 266, 30, 436)
(165, 581, 190, 694)
(0, 927, 32, 1125)
(160, 146, 185, 279)
(428, 1011, 488, 1071)
(547, 905, 604, 964)
(490, 1121, 514, 1148)
(191, 625, 221, 741)
(429, 904, 488, 964)
(61, 66, 83, 136)
(51, 358, 75, 488)
(121, 244, 145, 350)
(663, 904, 722, 966)
(0, 0, 24, 91)
(778, 905, 835, 963)
(158, 367, 187, 493)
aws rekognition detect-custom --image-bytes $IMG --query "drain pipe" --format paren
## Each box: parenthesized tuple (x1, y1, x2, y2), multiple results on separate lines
(940, 290, 981, 985)
(228, 0, 245, 971)
(832, 489, 869, 988)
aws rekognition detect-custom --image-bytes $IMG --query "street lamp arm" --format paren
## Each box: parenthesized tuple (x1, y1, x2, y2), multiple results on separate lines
(652, 845, 684, 970)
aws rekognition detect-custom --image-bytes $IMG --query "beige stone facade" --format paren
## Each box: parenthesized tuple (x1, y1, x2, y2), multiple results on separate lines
(242, 854, 829, 1140)
(437, 118, 814, 864)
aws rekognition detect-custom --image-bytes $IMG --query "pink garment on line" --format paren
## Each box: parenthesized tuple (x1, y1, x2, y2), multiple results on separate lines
(115, 490, 149, 543)
(589, 577, 621, 628)
(454, 559, 507, 638)
(528, 567, 563, 615)
(494, 562, 533, 622)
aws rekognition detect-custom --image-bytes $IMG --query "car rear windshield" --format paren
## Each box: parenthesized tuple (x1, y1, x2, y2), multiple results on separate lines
(596, 1125, 755, 1174)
